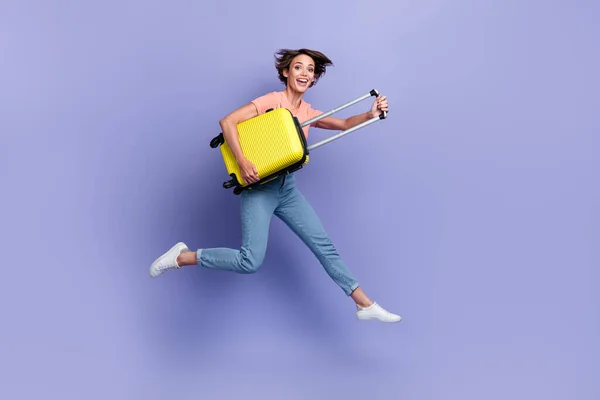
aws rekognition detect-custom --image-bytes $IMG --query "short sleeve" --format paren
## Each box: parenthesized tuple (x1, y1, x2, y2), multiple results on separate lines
(250, 92, 280, 115)
(308, 107, 323, 127)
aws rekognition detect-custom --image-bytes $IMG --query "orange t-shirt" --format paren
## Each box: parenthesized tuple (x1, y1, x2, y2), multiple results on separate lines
(250, 91, 323, 138)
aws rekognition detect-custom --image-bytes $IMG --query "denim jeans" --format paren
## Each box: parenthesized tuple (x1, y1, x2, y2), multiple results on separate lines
(196, 174, 360, 295)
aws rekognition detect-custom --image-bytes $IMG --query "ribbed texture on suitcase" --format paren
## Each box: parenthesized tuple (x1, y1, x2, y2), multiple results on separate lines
(220, 108, 308, 186)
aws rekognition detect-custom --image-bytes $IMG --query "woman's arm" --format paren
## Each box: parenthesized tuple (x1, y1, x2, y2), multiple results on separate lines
(316, 112, 372, 131)
(219, 103, 258, 164)
(219, 103, 261, 183)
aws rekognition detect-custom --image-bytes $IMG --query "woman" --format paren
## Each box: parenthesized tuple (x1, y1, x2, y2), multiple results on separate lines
(150, 48, 401, 323)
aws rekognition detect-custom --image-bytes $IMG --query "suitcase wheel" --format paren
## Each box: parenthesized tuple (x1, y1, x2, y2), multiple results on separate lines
(233, 187, 243, 195)
(223, 179, 235, 189)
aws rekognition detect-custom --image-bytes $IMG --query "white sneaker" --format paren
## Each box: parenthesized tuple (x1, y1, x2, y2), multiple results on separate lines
(150, 242, 189, 277)
(356, 302, 402, 323)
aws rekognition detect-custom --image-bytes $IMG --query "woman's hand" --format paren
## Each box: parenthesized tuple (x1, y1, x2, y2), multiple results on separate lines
(369, 94, 388, 118)
(238, 157, 259, 184)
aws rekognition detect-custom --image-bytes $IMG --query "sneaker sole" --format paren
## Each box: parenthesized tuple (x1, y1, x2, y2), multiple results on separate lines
(357, 314, 402, 323)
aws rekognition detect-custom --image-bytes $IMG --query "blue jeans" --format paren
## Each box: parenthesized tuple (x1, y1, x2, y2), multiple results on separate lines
(196, 174, 360, 296)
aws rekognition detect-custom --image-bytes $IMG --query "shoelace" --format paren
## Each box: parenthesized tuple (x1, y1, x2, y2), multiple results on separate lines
(373, 303, 392, 315)
(159, 259, 178, 271)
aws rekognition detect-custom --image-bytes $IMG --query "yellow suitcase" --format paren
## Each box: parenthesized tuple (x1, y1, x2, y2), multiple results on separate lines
(210, 89, 387, 195)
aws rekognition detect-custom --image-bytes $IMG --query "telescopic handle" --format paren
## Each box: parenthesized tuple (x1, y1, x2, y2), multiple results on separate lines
(304, 89, 387, 151)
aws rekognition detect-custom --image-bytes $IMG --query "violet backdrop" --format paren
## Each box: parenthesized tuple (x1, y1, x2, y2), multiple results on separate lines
(1, 0, 599, 399)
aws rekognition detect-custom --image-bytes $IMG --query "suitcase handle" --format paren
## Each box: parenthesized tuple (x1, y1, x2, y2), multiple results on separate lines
(369, 89, 388, 120)
(304, 89, 388, 151)
(300, 89, 386, 128)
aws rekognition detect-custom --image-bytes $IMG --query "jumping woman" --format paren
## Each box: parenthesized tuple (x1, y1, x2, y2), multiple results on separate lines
(150, 48, 402, 323)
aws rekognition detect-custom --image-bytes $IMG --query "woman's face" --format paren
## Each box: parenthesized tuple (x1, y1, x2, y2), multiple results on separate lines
(283, 54, 315, 93)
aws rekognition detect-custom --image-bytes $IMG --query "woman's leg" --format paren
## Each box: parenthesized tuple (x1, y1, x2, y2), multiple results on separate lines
(274, 183, 360, 296)
(193, 187, 279, 273)
(274, 177, 402, 322)
(150, 186, 279, 277)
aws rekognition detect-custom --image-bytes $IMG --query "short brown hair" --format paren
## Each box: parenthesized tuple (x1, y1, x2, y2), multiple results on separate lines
(274, 48, 334, 88)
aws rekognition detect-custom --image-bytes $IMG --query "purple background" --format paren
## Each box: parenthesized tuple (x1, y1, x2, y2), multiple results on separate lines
(2, 1, 599, 399)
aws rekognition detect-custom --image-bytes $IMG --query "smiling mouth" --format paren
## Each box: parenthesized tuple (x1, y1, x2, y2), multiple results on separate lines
(297, 78, 308, 86)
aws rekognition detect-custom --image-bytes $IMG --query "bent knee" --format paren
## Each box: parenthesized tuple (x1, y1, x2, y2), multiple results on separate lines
(238, 253, 264, 274)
